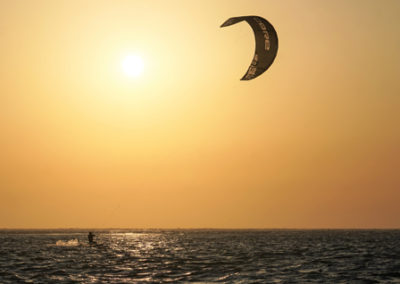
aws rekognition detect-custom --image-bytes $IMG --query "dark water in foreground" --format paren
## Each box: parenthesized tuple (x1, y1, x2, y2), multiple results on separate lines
(1, 230, 400, 283)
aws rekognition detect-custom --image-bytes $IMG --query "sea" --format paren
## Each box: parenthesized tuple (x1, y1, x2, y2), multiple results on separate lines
(1, 229, 400, 283)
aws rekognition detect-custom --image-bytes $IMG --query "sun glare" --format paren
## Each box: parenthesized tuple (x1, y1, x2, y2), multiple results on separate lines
(122, 55, 144, 77)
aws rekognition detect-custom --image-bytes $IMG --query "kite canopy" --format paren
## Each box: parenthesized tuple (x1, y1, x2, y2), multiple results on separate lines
(221, 16, 278, 80)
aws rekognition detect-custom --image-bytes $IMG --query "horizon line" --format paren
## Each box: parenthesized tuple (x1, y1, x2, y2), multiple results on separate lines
(1, 227, 399, 230)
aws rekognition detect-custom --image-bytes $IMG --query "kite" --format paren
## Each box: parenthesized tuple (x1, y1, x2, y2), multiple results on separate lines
(221, 16, 278, 80)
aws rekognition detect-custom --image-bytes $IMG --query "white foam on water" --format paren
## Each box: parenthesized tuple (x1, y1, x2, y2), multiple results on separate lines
(56, 239, 79, 246)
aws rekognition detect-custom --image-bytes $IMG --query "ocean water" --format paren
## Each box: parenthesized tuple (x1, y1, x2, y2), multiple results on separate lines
(1, 229, 400, 283)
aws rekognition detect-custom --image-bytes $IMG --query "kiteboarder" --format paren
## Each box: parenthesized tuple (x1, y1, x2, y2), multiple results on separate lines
(88, 232, 95, 244)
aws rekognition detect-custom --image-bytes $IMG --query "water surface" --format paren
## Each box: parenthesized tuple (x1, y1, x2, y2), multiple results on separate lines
(1, 229, 400, 283)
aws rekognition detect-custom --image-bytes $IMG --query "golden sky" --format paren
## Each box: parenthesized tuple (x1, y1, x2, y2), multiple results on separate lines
(1, 0, 399, 228)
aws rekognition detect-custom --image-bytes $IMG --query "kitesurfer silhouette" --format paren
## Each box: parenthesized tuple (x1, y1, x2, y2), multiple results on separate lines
(88, 232, 95, 244)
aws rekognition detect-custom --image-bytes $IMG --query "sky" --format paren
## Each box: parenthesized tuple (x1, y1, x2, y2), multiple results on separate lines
(1, 0, 399, 229)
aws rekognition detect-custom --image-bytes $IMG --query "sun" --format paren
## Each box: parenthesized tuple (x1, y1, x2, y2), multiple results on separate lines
(121, 55, 144, 77)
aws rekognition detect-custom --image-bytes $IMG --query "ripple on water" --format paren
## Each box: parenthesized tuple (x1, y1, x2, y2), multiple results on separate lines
(0, 230, 400, 283)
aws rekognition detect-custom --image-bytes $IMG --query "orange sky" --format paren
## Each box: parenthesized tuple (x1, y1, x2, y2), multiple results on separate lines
(1, 0, 399, 228)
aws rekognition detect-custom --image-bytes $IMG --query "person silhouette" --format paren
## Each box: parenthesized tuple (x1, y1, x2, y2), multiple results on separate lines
(88, 232, 95, 244)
